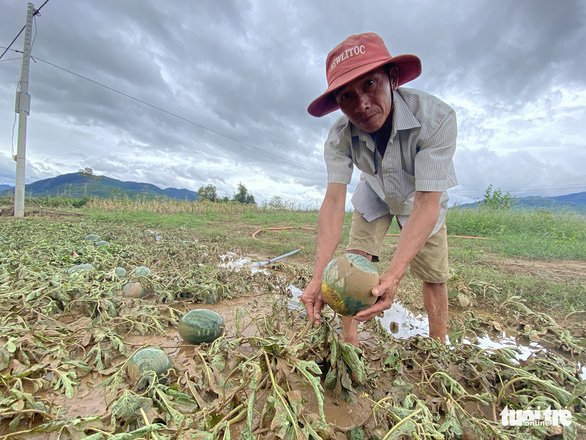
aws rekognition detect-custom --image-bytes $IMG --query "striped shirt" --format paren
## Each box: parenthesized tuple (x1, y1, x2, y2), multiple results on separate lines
(324, 87, 458, 236)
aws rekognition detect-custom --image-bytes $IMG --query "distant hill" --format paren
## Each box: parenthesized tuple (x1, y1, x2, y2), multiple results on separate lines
(456, 192, 586, 215)
(0, 172, 199, 201)
(0, 185, 11, 192)
(552, 192, 586, 205)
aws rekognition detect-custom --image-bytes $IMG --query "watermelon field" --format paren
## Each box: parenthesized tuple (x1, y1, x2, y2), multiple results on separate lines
(0, 198, 585, 439)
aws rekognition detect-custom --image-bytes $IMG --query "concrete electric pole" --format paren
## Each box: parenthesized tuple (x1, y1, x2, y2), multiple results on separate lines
(13, 3, 35, 218)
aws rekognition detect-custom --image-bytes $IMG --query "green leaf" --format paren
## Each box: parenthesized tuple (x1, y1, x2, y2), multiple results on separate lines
(51, 369, 77, 399)
(0, 349, 10, 370)
(329, 339, 338, 368)
(83, 434, 106, 440)
(210, 352, 226, 371)
(383, 349, 400, 368)
(296, 360, 326, 423)
(347, 425, 368, 440)
(567, 380, 586, 406)
(242, 362, 262, 440)
(191, 433, 214, 440)
(108, 424, 164, 440)
(5, 339, 17, 353)
(110, 390, 152, 425)
(324, 368, 337, 390)
(270, 396, 292, 437)
(384, 420, 417, 440)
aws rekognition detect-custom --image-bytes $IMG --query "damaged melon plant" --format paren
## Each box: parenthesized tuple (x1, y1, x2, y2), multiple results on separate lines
(0, 214, 584, 439)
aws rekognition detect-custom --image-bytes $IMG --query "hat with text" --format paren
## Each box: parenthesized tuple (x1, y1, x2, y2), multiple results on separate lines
(307, 32, 422, 117)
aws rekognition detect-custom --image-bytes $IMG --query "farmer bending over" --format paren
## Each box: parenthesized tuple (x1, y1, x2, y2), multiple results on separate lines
(301, 32, 458, 346)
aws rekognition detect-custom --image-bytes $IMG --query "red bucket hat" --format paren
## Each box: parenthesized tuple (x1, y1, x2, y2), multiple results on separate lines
(307, 32, 422, 117)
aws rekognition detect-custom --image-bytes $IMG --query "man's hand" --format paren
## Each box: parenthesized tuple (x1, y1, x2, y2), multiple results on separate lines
(354, 272, 400, 322)
(300, 278, 325, 324)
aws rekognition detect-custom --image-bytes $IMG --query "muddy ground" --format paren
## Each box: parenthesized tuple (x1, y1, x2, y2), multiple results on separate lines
(0, 209, 584, 439)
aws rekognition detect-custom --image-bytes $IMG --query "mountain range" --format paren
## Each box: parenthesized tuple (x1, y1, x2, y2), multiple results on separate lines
(457, 192, 586, 214)
(1, 173, 585, 214)
(0, 172, 199, 201)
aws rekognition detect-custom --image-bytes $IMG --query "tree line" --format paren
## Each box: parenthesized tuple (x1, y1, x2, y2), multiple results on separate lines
(196, 183, 255, 205)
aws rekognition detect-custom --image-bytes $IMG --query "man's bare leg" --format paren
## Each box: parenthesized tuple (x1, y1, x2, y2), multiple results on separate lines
(342, 316, 359, 347)
(422, 281, 448, 342)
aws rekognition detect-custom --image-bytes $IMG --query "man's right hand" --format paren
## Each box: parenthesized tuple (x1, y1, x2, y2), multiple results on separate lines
(300, 278, 324, 324)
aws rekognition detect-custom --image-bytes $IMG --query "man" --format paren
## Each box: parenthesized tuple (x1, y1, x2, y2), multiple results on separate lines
(301, 32, 457, 346)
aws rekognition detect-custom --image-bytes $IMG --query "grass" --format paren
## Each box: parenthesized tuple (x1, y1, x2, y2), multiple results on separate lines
(447, 207, 586, 260)
(2, 195, 585, 317)
(51, 198, 586, 312)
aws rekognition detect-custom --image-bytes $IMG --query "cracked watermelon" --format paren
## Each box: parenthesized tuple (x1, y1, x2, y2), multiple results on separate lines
(321, 253, 379, 316)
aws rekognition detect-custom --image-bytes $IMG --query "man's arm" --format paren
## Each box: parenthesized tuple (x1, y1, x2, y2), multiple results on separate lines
(355, 190, 441, 321)
(301, 182, 347, 323)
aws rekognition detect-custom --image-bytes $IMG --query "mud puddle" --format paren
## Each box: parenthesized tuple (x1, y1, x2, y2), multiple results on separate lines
(286, 285, 549, 364)
(223, 253, 581, 375)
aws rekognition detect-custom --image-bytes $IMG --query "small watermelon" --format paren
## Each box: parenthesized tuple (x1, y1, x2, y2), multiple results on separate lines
(94, 240, 109, 247)
(84, 234, 99, 241)
(178, 309, 225, 345)
(114, 267, 127, 277)
(127, 347, 172, 381)
(321, 253, 379, 316)
(67, 263, 95, 274)
(134, 266, 151, 277)
(122, 282, 144, 298)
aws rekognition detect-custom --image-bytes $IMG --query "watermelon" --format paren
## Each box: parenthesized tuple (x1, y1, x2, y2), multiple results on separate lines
(67, 263, 95, 274)
(84, 234, 99, 241)
(94, 240, 109, 247)
(122, 282, 144, 298)
(178, 309, 225, 344)
(127, 347, 172, 380)
(321, 253, 379, 316)
(114, 267, 127, 277)
(134, 266, 151, 277)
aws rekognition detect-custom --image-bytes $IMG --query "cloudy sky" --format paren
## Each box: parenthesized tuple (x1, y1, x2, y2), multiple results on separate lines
(1, 0, 585, 207)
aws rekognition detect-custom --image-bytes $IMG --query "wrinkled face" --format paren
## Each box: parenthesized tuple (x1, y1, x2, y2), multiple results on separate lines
(334, 67, 393, 133)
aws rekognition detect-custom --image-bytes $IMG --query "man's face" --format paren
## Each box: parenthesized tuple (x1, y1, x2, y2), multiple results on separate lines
(334, 67, 393, 133)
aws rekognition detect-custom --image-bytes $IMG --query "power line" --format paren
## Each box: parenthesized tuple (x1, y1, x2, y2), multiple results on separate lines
(14, 54, 326, 174)
(0, 27, 25, 62)
(0, 0, 49, 61)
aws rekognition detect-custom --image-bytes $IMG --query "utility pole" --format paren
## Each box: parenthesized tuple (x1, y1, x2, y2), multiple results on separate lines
(13, 3, 35, 218)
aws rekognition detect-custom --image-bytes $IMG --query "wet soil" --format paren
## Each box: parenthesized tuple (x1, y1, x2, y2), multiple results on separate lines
(482, 255, 586, 284)
(1, 217, 584, 439)
(0, 204, 84, 218)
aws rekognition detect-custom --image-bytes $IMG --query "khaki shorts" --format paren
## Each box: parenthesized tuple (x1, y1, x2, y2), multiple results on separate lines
(347, 210, 449, 283)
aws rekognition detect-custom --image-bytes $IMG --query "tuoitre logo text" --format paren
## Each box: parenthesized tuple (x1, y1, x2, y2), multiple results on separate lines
(500, 406, 573, 427)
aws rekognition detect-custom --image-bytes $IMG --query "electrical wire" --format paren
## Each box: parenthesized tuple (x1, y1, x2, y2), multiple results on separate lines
(0, 0, 49, 61)
(0, 28, 25, 62)
(32, 56, 327, 174)
(1, 2, 325, 175)
(0, 57, 22, 63)
(2, 43, 583, 191)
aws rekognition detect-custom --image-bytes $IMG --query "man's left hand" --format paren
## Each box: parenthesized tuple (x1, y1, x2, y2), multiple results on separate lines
(354, 272, 400, 321)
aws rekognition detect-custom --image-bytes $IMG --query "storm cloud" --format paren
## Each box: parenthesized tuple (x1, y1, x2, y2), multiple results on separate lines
(1, 0, 584, 206)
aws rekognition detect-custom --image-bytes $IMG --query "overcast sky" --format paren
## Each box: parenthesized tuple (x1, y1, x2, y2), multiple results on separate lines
(1, 0, 585, 207)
